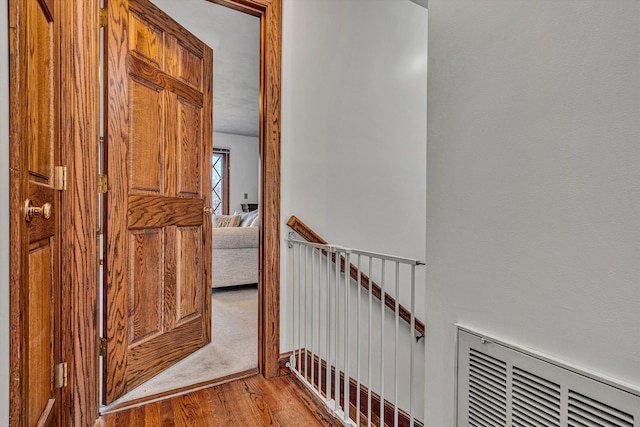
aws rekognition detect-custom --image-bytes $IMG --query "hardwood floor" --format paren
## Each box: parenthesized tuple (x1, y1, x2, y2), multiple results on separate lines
(100, 374, 344, 426)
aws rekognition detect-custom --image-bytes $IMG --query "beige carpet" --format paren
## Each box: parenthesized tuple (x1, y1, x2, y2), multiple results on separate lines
(108, 285, 258, 405)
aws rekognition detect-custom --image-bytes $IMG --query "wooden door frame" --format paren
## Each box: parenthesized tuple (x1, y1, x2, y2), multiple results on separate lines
(10, 0, 279, 425)
(209, 0, 283, 381)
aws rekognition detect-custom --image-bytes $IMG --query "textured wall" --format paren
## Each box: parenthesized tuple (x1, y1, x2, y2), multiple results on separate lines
(427, 1, 640, 424)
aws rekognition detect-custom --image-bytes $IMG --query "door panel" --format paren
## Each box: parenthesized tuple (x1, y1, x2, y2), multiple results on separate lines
(130, 229, 164, 344)
(26, 0, 55, 180)
(103, 0, 213, 404)
(177, 99, 203, 197)
(27, 241, 54, 426)
(177, 226, 203, 323)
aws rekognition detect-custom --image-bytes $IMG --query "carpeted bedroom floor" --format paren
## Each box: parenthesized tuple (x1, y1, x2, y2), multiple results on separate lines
(107, 285, 258, 406)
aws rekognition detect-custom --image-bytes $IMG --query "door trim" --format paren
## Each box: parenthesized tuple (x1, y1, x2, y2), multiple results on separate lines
(8, 1, 28, 423)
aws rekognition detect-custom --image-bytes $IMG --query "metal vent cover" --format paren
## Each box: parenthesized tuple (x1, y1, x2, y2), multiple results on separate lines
(457, 328, 639, 427)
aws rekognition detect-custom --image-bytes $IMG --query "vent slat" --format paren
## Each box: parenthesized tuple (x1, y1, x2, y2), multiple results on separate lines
(469, 405, 505, 427)
(470, 349, 507, 372)
(513, 398, 560, 426)
(513, 375, 561, 409)
(569, 391, 634, 425)
(513, 387, 560, 419)
(471, 362, 507, 385)
(469, 376, 507, 401)
(569, 406, 632, 427)
(469, 382, 506, 409)
(514, 371, 561, 400)
(514, 367, 561, 393)
(469, 393, 506, 423)
(513, 384, 560, 416)
(568, 410, 620, 427)
(470, 358, 507, 383)
(469, 389, 507, 414)
(469, 371, 507, 398)
(569, 402, 633, 427)
(470, 364, 506, 390)
(568, 419, 591, 427)
(512, 410, 551, 427)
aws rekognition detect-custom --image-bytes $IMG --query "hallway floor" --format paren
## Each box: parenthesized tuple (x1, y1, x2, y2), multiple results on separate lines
(100, 374, 344, 426)
(105, 285, 258, 406)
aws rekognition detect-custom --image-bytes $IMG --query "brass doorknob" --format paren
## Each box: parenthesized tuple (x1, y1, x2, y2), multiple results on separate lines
(24, 199, 52, 222)
(203, 207, 214, 216)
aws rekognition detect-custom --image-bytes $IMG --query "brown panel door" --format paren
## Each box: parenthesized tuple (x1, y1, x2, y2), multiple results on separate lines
(103, 0, 213, 404)
(11, 0, 63, 425)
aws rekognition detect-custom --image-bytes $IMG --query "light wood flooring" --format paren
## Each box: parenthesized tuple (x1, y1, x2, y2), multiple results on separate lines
(100, 374, 344, 426)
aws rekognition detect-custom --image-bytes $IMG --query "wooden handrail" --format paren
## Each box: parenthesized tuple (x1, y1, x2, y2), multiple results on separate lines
(287, 216, 425, 337)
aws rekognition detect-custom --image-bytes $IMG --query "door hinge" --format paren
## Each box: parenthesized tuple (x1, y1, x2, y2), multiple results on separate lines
(100, 8, 108, 27)
(54, 166, 67, 191)
(55, 362, 68, 389)
(99, 337, 107, 357)
(98, 174, 108, 194)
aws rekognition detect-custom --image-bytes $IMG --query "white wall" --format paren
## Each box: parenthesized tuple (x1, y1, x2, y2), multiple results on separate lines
(213, 132, 259, 213)
(427, 1, 640, 425)
(280, 0, 427, 414)
(281, 0, 427, 313)
(1, 0, 10, 422)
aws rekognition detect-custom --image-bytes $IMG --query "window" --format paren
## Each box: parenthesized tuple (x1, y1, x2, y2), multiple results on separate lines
(212, 149, 230, 215)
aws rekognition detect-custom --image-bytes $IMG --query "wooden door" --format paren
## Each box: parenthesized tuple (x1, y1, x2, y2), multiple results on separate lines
(103, 0, 214, 404)
(10, 0, 63, 425)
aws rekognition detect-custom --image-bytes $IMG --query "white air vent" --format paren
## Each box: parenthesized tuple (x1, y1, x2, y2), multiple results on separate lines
(457, 328, 640, 427)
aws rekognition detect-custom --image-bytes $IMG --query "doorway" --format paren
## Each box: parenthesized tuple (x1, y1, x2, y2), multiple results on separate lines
(101, 0, 268, 405)
(9, 0, 281, 424)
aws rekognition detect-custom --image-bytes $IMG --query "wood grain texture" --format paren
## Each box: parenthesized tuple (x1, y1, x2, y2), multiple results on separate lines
(101, 374, 343, 426)
(27, 243, 54, 427)
(287, 216, 426, 337)
(128, 55, 204, 107)
(58, 0, 102, 423)
(9, 2, 28, 422)
(259, 0, 282, 380)
(101, 369, 258, 415)
(127, 195, 204, 228)
(9, 0, 64, 425)
(104, 0, 213, 403)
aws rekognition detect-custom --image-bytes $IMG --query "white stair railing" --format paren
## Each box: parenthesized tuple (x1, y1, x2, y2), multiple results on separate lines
(286, 232, 425, 427)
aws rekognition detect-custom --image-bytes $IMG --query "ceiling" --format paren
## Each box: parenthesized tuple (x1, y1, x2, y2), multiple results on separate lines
(151, 0, 261, 137)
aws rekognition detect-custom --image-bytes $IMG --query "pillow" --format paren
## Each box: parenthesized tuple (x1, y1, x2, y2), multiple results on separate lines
(248, 212, 260, 227)
(214, 214, 241, 228)
(235, 209, 259, 227)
